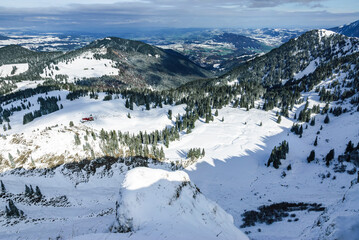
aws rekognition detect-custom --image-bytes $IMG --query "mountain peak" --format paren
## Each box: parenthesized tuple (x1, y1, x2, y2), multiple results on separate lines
(316, 29, 337, 38)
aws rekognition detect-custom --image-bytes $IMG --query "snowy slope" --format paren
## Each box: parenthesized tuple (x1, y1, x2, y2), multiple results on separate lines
(13, 80, 45, 92)
(0, 82, 358, 239)
(40, 49, 118, 82)
(0, 63, 29, 77)
(293, 58, 319, 80)
(0, 91, 185, 171)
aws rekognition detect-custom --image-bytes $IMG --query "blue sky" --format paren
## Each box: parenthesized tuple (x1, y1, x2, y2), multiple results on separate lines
(0, 0, 358, 32)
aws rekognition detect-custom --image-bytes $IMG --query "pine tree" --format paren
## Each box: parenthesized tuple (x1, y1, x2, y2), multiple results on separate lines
(8, 153, 14, 168)
(168, 109, 172, 120)
(314, 136, 318, 146)
(214, 109, 218, 116)
(324, 115, 330, 124)
(159, 147, 165, 160)
(69, 121, 74, 127)
(30, 185, 34, 195)
(310, 117, 315, 126)
(0, 180, 6, 193)
(205, 114, 210, 123)
(325, 149, 335, 166)
(307, 150, 315, 163)
(25, 184, 32, 197)
(345, 140, 354, 154)
(129, 99, 134, 110)
(35, 186, 42, 199)
(74, 133, 81, 145)
(5, 199, 23, 218)
(277, 115, 282, 124)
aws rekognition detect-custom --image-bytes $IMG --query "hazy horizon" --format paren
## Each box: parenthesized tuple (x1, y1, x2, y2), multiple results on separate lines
(0, 0, 358, 33)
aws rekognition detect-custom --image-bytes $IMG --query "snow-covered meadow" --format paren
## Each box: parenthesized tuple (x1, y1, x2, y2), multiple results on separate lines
(40, 49, 119, 82)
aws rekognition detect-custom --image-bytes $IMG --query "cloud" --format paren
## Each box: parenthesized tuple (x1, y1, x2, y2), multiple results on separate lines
(247, 0, 325, 8)
(0, 1, 357, 32)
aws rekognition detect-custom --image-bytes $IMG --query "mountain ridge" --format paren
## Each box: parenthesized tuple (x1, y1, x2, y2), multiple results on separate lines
(0, 37, 212, 89)
(330, 19, 359, 38)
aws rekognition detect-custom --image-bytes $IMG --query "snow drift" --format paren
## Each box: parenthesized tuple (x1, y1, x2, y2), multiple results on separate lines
(114, 167, 248, 240)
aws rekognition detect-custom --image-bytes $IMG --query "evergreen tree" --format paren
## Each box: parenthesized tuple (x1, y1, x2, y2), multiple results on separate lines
(74, 133, 81, 145)
(129, 98, 134, 110)
(324, 115, 330, 124)
(69, 121, 74, 127)
(267, 141, 289, 168)
(23, 112, 34, 125)
(8, 153, 14, 168)
(310, 117, 315, 126)
(307, 150, 315, 163)
(35, 186, 42, 199)
(345, 140, 354, 154)
(5, 199, 24, 218)
(325, 149, 335, 166)
(277, 115, 282, 124)
(159, 147, 165, 160)
(0, 180, 5, 193)
(314, 136, 318, 146)
(25, 184, 32, 197)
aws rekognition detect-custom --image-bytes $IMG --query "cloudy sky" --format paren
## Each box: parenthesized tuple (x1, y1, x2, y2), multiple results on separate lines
(0, 0, 358, 32)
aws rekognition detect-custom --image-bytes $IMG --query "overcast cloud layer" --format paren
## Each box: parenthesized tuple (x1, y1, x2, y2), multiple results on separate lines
(0, 0, 358, 32)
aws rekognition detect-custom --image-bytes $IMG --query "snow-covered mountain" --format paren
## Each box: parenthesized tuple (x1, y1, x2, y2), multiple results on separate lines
(0, 37, 212, 90)
(217, 29, 359, 87)
(330, 19, 359, 38)
(0, 27, 359, 239)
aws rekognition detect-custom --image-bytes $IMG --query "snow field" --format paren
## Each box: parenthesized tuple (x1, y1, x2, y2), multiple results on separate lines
(0, 63, 29, 77)
(40, 49, 119, 82)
